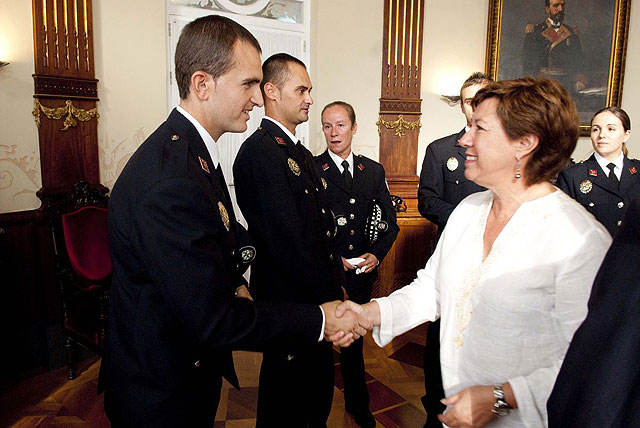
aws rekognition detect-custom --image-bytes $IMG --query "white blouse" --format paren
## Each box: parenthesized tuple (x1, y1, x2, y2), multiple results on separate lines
(373, 190, 611, 427)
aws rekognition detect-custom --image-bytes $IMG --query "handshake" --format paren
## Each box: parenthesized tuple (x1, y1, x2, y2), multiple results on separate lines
(320, 300, 381, 347)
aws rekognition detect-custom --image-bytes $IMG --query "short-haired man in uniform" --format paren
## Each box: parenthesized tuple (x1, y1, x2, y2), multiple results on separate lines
(523, 0, 586, 94)
(101, 17, 364, 428)
(416, 71, 491, 427)
(315, 101, 399, 428)
(234, 54, 351, 427)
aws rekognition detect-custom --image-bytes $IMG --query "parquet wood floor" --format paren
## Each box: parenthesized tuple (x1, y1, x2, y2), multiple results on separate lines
(1, 325, 429, 428)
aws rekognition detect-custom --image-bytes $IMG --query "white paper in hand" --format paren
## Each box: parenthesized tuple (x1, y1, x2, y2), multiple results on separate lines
(346, 257, 366, 274)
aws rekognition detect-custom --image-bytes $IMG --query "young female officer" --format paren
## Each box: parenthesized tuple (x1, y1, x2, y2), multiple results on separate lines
(557, 107, 640, 236)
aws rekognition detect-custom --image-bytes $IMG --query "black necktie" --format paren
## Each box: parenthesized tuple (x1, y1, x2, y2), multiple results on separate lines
(342, 160, 352, 190)
(607, 163, 619, 189)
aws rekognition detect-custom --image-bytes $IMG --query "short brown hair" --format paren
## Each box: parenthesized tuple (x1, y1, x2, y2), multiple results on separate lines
(460, 72, 492, 98)
(472, 77, 579, 185)
(322, 101, 356, 126)
(260, 53, 306, 94)
(175, 15, 261, 99)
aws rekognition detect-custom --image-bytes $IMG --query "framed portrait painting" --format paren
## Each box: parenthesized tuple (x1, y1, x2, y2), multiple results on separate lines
(485, 0, 631, 134)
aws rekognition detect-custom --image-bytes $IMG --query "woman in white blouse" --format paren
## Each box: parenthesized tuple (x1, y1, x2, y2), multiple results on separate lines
(339, 78, 611, 428)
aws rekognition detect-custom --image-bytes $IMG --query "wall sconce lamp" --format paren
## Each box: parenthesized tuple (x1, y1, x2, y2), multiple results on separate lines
(440, 95, 461, 107)
(0, 61, 9, 68)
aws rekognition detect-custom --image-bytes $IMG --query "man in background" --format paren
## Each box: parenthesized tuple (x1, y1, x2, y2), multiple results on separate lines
(548, 196, 640, 427)
(523, 0, 586, 93)
(416, 71, 491, 427)
(234, 54, 349, 428)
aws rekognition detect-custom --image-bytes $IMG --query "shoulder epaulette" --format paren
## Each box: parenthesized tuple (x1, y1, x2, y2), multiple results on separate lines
(525, 23, 535, 33)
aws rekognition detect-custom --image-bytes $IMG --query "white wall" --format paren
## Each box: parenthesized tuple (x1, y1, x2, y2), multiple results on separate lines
(417, 0, 489, 169)
(0, 0, 41, 213)
(93, 0, 168, 190)
(309, 0, 384, 160)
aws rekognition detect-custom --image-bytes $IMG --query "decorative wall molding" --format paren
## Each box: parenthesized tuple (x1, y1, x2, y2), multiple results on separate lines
(32, 99, 99, 130)
(376, 114, 421, 137)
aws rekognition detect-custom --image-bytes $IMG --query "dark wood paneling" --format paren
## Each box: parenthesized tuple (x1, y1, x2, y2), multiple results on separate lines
(35, 98, 99, 188)
(377, 0, 433, 296)
(0, 210, 62, 378)
(32, 0, 99, 191)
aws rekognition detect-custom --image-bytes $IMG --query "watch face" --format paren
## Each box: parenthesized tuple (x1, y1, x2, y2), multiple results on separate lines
(492, 406, 509, 417)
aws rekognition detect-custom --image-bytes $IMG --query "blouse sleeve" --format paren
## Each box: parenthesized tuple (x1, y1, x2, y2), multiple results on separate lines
(508, 227, 611, 427)
(371, 229, 442, 347)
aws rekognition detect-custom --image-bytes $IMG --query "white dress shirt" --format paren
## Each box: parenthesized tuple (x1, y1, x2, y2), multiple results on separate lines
(328, 149, 353, 174)
(372, 190, 611, 427)
(264, 116, 300, 145)
(176, 105, 220, 168)
(594, 151, 624, 180)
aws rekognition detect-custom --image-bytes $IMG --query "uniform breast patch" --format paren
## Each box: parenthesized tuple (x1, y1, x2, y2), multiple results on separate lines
(288, 158, 301, 176)
(218, 202, 230, 231)
(446, 156, 459, 171)
(579, 180, 592, 194)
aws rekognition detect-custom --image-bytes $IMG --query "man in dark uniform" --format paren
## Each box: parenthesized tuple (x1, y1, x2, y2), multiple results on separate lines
(556, 155, 640, 237)
(548, 196, 640, 427)
(522, 0, 586, 94)
(416, 72, 490, 427)
(233, 54, 349, 428)
(100, 17, 363, 428)
(315, 101, 399, 428)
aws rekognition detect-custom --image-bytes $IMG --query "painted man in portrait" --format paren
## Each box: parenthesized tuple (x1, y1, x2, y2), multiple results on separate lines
(522, 0, 586, 94)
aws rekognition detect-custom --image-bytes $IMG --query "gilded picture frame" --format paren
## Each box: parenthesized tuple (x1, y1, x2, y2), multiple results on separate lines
(485, 0, 631, 135)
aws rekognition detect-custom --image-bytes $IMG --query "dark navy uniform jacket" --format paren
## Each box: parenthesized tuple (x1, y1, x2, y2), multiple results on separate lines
(101, 110, 322, 428)
(522, 20, 585, 91)
(556, 154, 640, 237)
(418, 128, 485, 229)
(314, 150, 399, 294)
(233, 118, 345, 305)
(548, 197, 640, 427)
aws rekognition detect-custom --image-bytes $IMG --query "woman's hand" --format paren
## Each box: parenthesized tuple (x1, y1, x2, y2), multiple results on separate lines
(438, 385, 495, 428)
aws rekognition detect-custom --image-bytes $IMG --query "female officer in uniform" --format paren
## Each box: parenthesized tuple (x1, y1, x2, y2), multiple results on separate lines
(557, 107, 640, 236)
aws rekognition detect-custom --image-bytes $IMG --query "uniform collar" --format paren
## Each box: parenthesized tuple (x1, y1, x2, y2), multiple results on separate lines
(328, 149, 354, 174)
(176, 105, 220, 168)
(264, 116, 300, 145)
(594, 151, 624, 179)
(547, 17, 562, 29)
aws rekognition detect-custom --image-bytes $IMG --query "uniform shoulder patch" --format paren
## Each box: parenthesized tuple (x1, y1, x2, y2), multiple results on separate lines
(525, 23, 535, 33)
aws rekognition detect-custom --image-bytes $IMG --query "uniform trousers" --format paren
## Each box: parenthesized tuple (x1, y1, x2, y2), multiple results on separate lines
(257, 340, 335, 428)
(340, 283, 372, 413)
(421, 320, 445, 427)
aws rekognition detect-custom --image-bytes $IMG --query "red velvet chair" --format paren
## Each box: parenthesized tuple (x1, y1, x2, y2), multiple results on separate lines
(40, 181, 110, 379)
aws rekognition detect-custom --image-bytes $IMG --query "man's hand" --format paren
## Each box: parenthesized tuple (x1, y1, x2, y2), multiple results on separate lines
(321, 300, 372, 347)
(234, 285, 253, 301)
(356, 253, 378, 274)
(438, 385, 495, 428)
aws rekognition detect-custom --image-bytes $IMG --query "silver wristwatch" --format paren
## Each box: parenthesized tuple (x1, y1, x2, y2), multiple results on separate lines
(491, 385, 511, 417)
